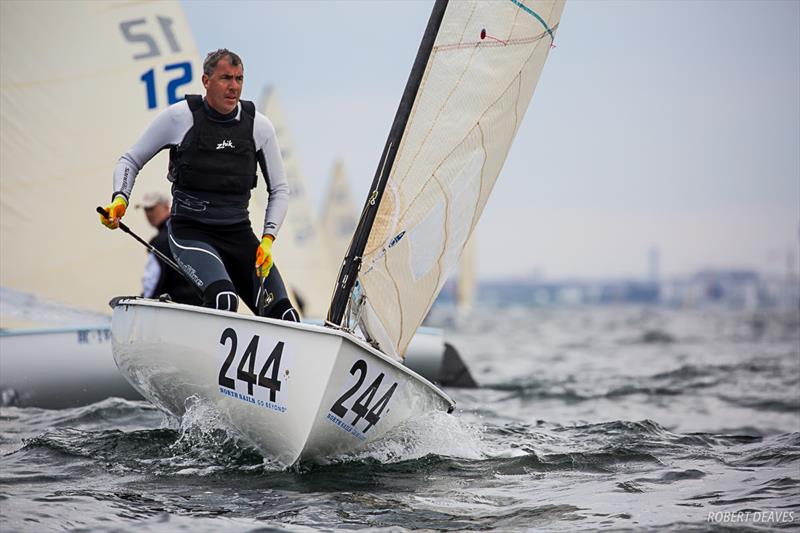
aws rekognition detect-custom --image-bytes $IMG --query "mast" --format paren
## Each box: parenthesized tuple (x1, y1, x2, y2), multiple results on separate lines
(327, 0, 449, 327)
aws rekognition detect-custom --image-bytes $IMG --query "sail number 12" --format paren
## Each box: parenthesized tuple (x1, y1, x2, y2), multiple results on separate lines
(119, 16, 193, 109)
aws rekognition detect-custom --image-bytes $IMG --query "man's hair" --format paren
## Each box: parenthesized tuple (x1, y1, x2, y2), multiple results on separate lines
(203, 49, 243, 77)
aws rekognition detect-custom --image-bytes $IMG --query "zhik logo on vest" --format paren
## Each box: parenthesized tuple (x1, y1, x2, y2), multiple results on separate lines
(216, 140, 235, 150)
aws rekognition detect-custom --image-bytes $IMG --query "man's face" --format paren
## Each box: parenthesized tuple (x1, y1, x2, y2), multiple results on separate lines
(144, 202, 170, 228)
(203, 57, 243, 115)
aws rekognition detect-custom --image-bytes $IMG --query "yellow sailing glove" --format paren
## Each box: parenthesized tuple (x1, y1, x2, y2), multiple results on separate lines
(255, 234, 274, 278)
(99, 196, 128, 229)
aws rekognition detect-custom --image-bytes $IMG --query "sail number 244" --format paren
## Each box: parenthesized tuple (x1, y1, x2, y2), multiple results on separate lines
(218, 328, 283, 403)
(330, 360, 398, 434)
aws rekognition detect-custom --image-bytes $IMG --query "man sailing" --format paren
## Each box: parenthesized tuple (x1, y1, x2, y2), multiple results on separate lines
(100, 49, 299, 321)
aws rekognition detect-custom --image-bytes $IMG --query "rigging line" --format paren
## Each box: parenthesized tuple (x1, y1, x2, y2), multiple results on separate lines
(509, 0, 555, 42)
(482, 33, 508, 46)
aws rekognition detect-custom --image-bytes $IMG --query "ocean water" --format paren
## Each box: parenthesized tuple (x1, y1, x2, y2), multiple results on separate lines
(1, 307, 798, 531)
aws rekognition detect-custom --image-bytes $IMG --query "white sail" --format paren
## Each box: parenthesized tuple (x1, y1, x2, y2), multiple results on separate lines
(0, 0, 203, 321)
(251, 87, 332, 319)
(354, 0, 565, 358)
(320, 160, 358, 283)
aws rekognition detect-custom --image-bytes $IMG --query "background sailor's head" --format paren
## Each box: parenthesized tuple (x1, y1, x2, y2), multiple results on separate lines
(136, 191, 170, 228)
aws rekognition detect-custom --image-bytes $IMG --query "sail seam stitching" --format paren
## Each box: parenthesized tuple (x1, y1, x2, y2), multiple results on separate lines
(435, 31, 549, 52)
(395, 43, 480, 192)
(472, 123, 488, 233)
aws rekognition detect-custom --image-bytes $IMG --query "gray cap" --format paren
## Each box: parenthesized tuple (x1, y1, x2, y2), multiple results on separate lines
(135, 191, 170, 209)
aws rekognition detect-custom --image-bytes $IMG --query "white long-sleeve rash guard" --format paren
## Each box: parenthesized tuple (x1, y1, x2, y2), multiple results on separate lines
(112, 100, 289, 237)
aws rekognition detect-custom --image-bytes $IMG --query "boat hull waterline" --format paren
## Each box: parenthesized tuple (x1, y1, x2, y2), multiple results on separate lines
(111, 298, 454, 466)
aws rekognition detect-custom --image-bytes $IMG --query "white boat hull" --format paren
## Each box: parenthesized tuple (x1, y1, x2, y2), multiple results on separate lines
(111, 298, 454, 466)
(0, 325, 140, 407)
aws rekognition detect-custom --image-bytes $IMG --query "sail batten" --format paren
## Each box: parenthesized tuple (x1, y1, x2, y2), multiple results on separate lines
(251, 88, 332, 319)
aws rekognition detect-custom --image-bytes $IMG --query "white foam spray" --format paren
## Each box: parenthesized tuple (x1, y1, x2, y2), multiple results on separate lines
(338, 411, 487, 464)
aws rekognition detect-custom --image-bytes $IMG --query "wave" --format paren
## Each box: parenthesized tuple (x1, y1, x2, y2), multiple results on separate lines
(728, 432, 800, 468)
(14, 418, 267, 478)
(482, 358, 797, 412)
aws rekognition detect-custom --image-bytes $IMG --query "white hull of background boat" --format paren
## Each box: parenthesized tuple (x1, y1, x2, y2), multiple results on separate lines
(0, 325, 140, 407)
(111, 298, 454, 466)
(0, 317, 474, 408)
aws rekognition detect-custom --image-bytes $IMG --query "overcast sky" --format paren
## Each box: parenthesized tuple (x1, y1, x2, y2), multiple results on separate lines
(183, 0, 799, 281)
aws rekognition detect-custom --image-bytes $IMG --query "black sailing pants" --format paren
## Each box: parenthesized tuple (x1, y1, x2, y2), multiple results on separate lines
(167, 218, 299, 321)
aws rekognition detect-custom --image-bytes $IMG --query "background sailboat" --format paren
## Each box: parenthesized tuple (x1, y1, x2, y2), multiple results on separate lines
(0, 0, 203, 406)
(320, 159, 358, 284)
(456, 236, 477, 320)
(250, 87, 332, 319)
(1, 0, 203, 320)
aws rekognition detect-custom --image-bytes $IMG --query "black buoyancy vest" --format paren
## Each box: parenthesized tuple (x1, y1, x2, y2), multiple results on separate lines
(169, 95, 258, 194)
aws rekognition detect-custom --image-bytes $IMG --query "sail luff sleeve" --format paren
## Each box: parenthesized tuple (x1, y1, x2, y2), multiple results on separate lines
(327, 0, 450, 326)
